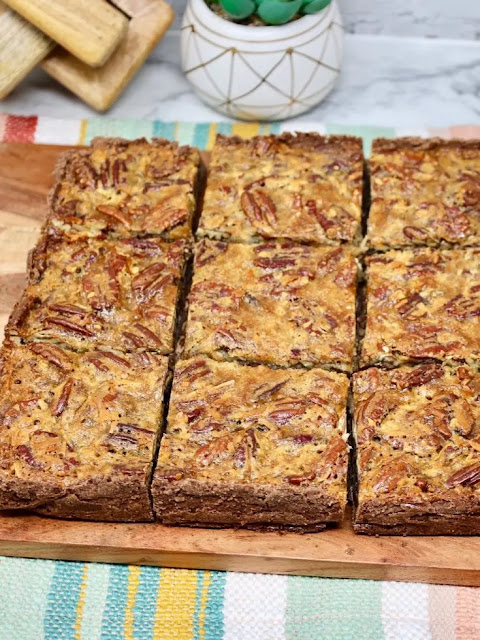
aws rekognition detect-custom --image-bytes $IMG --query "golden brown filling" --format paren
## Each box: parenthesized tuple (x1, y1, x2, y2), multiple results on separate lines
(0, 342, 168, 482)
(198, 133, 363, 245)
(361, 247, 480, 367)
(51, 138, 200, 239)
(156, 357, 349, 500)
(184, 239, 358, 370)
(8, 235, 188, 354)
(354, 364, 480, 503)
(368, 139, 480, 249)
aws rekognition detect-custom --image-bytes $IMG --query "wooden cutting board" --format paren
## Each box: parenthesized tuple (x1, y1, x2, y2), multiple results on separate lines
(1, 142, 480, 586)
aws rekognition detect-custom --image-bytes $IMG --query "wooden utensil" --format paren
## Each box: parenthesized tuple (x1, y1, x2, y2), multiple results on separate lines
(0, 2, 53, 99)
(2, 0, 128, 67)
(40, 0, 174, 112)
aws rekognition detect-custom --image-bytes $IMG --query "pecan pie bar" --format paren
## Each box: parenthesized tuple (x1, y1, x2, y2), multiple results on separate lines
(361, 247, 480, 367)
(353, 364, 480, 535)
(7, 233, 188, 354)
(197, 133, 363, 245)
(50, 137, 201, 239)
(0, 341, 169, 521)
(152, 357, 349, 530)
(367, 137, 480, 250)
(184, 239, 358, 371)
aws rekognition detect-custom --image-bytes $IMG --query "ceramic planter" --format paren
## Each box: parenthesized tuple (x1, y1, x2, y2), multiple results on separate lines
(181, 0, 343, 121)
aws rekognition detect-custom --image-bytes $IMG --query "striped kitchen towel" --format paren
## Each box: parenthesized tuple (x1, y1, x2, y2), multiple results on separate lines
(1, 112, 479, 153)
(1, 113, 480, 640)
(1, 557, 480, 640)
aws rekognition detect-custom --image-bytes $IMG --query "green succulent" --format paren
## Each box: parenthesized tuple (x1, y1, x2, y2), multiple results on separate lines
(209, 0, 332, 25)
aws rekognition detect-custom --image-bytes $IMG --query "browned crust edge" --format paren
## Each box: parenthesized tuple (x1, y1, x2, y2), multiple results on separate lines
(354, 498, 480, 536)
(90, 136, 200, 158)
(214, 132, 364, 153)
(372, 136, 480, 154)
(152, 477, 344, 531)
(0, 474, 154, 522)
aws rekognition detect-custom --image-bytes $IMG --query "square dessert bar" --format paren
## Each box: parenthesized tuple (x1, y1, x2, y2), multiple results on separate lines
(7, 233, 188, 354)
(152, 357, 349, 530)
(0, 341, 169, 521)
(50, 137, 201, 239)
(353, 364, 480, 535)
(361, 247, 480, 367)
(184, 239, 358, 371)
(197, 133, 364, 245)
(368, 137, 480, 250)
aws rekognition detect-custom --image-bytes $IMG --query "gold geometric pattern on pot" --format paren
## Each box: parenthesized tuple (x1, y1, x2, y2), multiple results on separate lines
(182, 11, 342, 117)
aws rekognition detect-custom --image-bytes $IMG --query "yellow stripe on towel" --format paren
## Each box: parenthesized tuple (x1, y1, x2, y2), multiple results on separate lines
(154, 569, 198, 639)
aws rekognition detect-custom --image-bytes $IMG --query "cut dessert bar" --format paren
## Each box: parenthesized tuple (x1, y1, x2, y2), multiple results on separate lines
(353, 364, 480, 535)
(197, 133, 363, 245)
(0, 341, 169, 521)
(50, 137, 201, 239)
(367, 137, 480, 250)
(361, 247, 480, 367)
(152, 357, 349, 530)
(184, 239, 358, 371)
(7, 233, 188, 354)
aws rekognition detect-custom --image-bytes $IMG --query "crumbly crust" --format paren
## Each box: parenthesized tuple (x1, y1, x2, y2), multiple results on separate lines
(361, 247, 480, 367)
(367, 137, 480, 249)
(7, 233, 188, 354)
(0, 341, 169, 521)
(353, 364, 480, 535)
(183, 239, 358, 371)
(49, 137, 201, 239)
(197, 133, 363, 245)
(152, 357, 349, 529)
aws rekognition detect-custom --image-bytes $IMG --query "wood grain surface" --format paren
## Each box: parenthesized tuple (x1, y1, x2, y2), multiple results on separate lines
(0, 2, 53, 99)
(40, 0, 174, 111)
(0, 142, 479, 585)
(3, 0, 128, 67)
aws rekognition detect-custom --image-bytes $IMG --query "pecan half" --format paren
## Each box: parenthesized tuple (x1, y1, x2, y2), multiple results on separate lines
(96, 350, 131, 369)
(48, 304, 87, 317)
(372, 460, 410, 493)
(393, 364, 444, 390)
(96, 205, 131, 228)
(44, 317, 94, 337)
(132, 263, 166, 291)
(52, 378, 74, 417)
(133, 323, 163, 347)
(196, 240, 228, 267)
(446, 463, 480, 488)
(254, 257, 296, 269)
(177, 359, 209, 381)
(356, 390, 397, 429)
(153, 206, 188, 233)
(397, 293, 424, 317)
(317, 247, 343, 274)
(16, 444, 44, 469)
(28, 343, 72, 371)
(403, 226, 429, 241)
(241, 191, 262, 223)
(253, 380, 288, 401)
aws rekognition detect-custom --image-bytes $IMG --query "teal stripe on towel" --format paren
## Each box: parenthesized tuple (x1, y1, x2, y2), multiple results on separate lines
(101, 565, 130, 640)
(44, 561, 85, 640)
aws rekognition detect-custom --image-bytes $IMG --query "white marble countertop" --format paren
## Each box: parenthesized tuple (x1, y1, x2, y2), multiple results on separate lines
(2, 30, 479, 128)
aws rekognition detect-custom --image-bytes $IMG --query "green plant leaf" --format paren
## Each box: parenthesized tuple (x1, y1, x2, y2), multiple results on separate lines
(301, 0, 331, 13)
(220, 0, 256, 19)
(257, 0, 302, 24)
